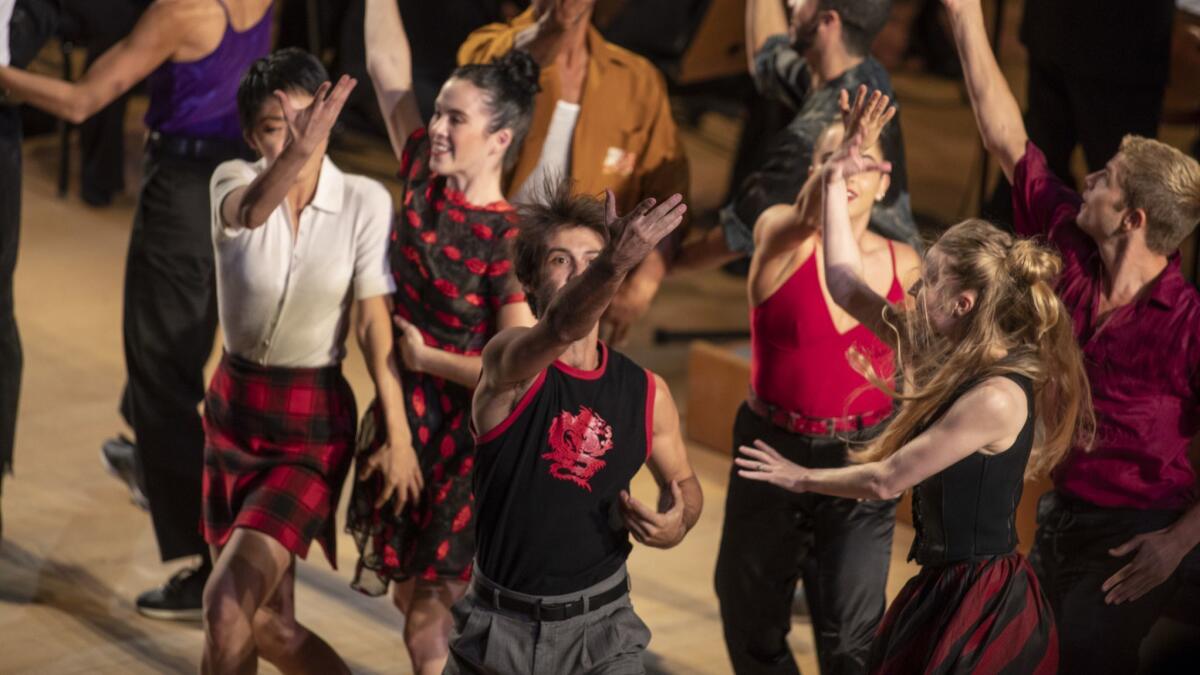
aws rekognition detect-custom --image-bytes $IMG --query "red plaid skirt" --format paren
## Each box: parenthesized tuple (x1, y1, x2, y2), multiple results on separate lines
(202, 354, 357, 567)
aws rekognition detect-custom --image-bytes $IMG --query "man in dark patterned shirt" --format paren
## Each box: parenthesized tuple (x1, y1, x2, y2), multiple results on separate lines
(681, 0, 918, 270)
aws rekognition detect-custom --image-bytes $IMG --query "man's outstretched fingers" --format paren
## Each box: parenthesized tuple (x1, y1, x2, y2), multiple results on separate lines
(605, 189, 619, 225)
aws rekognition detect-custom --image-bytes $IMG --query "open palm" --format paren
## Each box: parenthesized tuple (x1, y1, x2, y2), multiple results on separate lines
(276, 74, 357, 155)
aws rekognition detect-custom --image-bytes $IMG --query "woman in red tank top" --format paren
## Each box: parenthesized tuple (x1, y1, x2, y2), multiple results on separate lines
(715, 91, 921, 674)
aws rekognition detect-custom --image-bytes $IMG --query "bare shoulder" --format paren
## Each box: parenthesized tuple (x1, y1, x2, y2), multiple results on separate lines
(144, 0, 243, 48)
(649, 371, 680, 422)
(148, 0, 221, 24)
(754, 204, 801, 241)
(893, 240, 922, 278)
(960, 376, 1028, 429)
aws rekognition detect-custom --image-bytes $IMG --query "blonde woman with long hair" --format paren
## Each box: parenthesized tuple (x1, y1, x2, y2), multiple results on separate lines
(737, 88, 1094, 674)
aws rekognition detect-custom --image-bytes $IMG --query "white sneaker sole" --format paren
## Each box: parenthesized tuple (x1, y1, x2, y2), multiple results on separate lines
(136, 605, 203, 622)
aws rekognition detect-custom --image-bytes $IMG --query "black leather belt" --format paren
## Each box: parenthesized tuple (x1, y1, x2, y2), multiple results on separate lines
(472, 575, 629, 622)
(145, 131, 250, 163)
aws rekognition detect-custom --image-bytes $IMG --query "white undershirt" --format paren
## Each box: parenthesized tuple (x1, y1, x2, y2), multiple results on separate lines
(0, 0, 15, 66)
(513, 99, 581, 204)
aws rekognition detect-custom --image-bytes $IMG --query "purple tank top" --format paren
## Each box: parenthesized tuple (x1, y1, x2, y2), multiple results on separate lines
(143, 0, 272, 140)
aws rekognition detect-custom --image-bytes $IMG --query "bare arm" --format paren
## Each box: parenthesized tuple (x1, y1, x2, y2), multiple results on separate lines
(355, 295, 423, 514)
(747, 169, 823, 305)
(822, 88, 897, 343)
(943, 0, 1027, 181)
(481, 191, 687, 389)
(619, 375, 702, 548)
(737, 378, 1027, 499)
(219, 77, 357, 231)
(0, 1, 184, 124)
(745, 0, 789, 74)
(365, 0, 423, 163)
(393, 301, 536, 388)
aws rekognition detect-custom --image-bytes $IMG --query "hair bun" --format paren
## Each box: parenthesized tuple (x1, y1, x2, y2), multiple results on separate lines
(1006, 239, 1061, 287)
(494, 50, 542, 102)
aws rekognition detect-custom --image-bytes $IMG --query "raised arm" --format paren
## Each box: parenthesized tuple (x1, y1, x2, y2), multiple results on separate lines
(737, 377, 1027, 499)
(481, 191, 686, 389)
(219, 77, 357, 231)
(745, 0, 789, 73)
(0, 1, 184, 124)
(364, 0, 423, 163)
(619, 375, 702, 549)
(822, 87, 897, 343)
(943, 0, 1027, 181)
(747, 166, 823, 305)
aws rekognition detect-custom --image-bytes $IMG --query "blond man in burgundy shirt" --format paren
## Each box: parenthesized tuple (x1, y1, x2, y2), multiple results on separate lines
(945, 0, 1200, 672)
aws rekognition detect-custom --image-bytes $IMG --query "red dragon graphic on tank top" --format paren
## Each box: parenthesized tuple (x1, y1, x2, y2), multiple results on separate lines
(541, 406, 614, 491)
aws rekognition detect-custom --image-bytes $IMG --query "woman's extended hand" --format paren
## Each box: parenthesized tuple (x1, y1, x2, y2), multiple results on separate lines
(735, 440, 810, 493)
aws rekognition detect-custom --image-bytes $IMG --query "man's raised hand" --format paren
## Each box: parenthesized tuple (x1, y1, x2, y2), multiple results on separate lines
(606, 189, 687, 273)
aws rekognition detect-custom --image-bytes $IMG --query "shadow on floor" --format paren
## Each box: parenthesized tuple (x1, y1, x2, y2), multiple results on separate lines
(0, 541, 196, 672)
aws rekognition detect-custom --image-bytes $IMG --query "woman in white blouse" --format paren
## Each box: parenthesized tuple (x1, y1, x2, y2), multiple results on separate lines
(199, 49, 404, 674)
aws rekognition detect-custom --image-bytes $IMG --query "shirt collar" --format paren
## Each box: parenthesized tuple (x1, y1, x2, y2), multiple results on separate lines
(514, 8, 628, 76)
(308, 156, 344, 214)
(1145, 254, 1185, 310)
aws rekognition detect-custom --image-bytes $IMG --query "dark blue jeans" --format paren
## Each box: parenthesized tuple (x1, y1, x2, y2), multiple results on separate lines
(715, 403, 896, 675)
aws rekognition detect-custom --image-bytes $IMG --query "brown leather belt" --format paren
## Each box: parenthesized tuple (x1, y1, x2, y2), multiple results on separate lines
(747, 390, 891, 436)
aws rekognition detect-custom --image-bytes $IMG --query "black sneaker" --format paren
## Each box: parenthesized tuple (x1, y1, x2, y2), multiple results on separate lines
(101, 434, 149, 511)
(136, 562, 210, 622)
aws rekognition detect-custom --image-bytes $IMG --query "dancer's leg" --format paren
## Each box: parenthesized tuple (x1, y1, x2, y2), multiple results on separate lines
(252, 561, 350, 675)
(394, 577, 469, 675)
(201, 529, 291, 675)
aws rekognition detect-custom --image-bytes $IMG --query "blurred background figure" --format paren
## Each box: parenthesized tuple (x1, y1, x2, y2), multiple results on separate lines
(458, 0, 691, 345)
(0, 0, 58, 541)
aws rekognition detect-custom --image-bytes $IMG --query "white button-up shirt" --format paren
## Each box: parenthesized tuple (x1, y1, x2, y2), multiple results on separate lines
(210, 156, 395, 367)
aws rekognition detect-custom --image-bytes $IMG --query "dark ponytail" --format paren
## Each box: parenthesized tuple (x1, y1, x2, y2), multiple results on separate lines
(451, 50, 541, 170)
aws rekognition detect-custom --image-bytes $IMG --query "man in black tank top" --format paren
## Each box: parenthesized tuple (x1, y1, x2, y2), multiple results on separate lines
(448, 178, 702, 674)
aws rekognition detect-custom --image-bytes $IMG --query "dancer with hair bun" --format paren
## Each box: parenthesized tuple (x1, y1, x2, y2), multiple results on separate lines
(349, 2, 540, 672)
(737, 88, 1094, 674)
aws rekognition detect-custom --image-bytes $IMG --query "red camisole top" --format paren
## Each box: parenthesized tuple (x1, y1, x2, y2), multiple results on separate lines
(750, 242, 904, 419)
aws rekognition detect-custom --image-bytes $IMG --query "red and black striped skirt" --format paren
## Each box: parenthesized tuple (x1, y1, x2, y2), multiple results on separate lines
(201, 354, 357, 567)
(869, 553, 1057, 675)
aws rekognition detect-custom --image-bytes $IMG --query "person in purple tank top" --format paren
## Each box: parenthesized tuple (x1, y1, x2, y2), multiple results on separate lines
(0, 0, 272, 620)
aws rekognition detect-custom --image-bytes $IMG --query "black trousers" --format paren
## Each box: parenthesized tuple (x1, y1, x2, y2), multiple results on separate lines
(66, 0, 146, 200)
(984, 57, 1165, 225)
(715, 404, 896, 675)
(1030, 491, 1183, 675)
(0, 113, 23, 477)
(122, 149, 221, 561)
(1026, 58, 1165, 181)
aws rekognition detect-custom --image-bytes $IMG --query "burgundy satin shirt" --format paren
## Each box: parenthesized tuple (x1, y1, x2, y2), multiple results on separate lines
(1012, 142, 1200, 510)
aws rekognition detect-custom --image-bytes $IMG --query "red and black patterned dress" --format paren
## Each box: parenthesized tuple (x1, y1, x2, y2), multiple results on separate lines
(346, 128, 526, 595)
